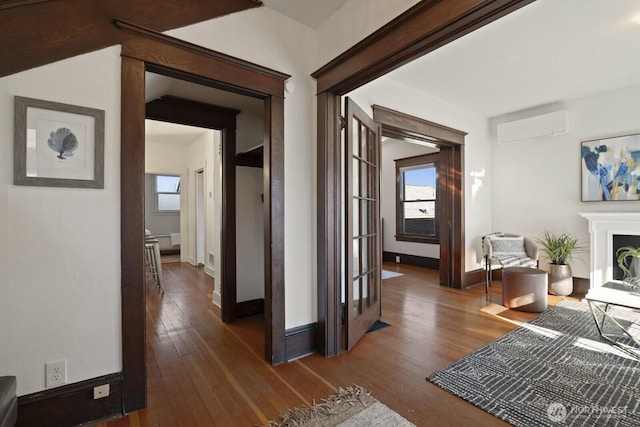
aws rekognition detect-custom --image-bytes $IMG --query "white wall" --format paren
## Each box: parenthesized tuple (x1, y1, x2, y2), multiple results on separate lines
(380, 139, 439, 258)
(348, 77, 493, 272)
(236, 167, 265, 302)
(0, 47, 122, 396)
(237, 112, 264, 154)
(490, 84, 640, 279)
(169, 7, 318, 328)
(144, 174, 181, 251)
(186, 133, 208, 266)
(145, 140, 188, 176)
(0, 3, 534, 399)
(146, 140, 189, 259)
(207, 132, 223, 304)
(314, 0, 420, 69)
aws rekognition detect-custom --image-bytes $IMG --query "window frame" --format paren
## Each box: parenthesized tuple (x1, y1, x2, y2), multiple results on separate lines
(154, 174, 181, 213)
(395, 152, 439, 244)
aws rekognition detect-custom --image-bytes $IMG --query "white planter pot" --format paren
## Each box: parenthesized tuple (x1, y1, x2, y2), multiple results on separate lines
(549, 264, 572, 296)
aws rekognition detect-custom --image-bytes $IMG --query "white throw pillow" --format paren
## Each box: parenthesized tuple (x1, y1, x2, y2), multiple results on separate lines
(491, 236, 526, 256)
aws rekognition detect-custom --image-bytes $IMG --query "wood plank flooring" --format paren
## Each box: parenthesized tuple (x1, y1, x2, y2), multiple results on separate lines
(97, 262, 576, 426)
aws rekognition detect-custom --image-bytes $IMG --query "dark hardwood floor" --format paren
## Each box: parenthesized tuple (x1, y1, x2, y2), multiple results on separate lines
(97, 261, 575, 426)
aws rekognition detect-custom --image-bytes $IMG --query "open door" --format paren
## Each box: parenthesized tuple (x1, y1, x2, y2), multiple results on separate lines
(344, 97, 382, 350)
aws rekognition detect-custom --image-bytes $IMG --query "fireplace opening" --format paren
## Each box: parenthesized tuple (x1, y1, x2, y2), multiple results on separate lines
(613, 234, 640, 281)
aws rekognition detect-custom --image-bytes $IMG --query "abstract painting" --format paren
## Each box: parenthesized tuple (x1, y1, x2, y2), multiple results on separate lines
(14, 96, 104, 188)
(581, 133, 640, 201)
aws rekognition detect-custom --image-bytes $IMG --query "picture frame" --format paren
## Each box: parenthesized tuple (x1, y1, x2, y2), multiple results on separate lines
(14, 96, 104, 188)
(581, 133, 640, 202)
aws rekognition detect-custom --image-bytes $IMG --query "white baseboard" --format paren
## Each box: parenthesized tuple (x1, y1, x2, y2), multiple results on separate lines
(188, 256, 195, 266)
(212, 290, 221, 307)
(204, 266, 215, 278)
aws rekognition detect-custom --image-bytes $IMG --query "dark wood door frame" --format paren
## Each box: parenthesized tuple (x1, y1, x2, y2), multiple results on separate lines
(120, 27, 289, 412)
(146, 95, 241, 323)
(312, 0, 535, 357)
(373, 105, 466, 288)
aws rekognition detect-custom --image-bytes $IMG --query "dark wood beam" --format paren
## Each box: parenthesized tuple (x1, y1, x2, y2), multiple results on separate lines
(0, 0, 261, 78)
(312, 0, 536, 94)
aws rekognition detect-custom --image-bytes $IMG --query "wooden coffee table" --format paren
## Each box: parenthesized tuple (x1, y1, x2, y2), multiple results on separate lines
(585, 281, 640, 358)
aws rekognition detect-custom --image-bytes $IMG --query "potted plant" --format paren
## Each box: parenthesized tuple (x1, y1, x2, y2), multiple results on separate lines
(536, 231, 584, 296)
(616, 246, 640, 285)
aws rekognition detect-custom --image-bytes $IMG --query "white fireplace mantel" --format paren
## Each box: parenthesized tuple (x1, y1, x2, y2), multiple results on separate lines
(580, 212, 640, 288)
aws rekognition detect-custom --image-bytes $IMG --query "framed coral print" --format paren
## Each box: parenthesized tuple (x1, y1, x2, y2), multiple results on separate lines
(14, 96, 104, 188)
(581, 133, 640, 201)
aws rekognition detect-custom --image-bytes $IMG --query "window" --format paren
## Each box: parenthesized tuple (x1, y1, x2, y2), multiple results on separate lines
(156, 175, 181, 211)
(396, 153, 439, 243)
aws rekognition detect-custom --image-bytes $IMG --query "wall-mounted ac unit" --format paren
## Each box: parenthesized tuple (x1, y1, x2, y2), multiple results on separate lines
(497, 110, 569, 144)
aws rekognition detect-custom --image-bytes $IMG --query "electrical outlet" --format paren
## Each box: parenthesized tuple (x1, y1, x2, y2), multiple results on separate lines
(45, 360, 66, 388)
(395, 255, 400, 263)
(94, 384, 110, 399)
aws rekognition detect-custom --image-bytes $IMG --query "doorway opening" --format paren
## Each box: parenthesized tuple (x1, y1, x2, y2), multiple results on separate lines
(119, 30, 288, 411)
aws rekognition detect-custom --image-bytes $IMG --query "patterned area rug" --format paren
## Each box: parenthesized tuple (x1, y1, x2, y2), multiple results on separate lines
(267, 385, 415, 427)
(428, 300, 640, 426)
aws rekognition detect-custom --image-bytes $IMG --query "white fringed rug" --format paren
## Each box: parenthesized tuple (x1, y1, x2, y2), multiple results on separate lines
(267, 385, 415, 427)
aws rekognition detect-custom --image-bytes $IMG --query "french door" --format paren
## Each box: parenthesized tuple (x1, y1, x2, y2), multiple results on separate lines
(344, 97, 382, 350)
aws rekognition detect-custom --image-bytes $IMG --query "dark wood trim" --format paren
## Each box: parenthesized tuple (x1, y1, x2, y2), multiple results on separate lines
(382, 252, 439, 270)
(114, 20, 288, 83)
(315, 0, 533, 355)
(0, 0, 261, 78)
(121, 37, 288, 99)
(146, 95, 240, 127)
(0, 0, 50, 10)
(312, 0, 536, 93)
(159, 248, 180, 256)
(17, 374, 122, 427)
(374, 105, 467, 144)
(394, 153, 440, 244)
(263, 95, 286, 364)
(316, 91, 342, 357)
(121, 34, 288, 424)
(222, 126, 239, 323)
(236, 298, 265, 318)
(236, 145, 264, 168)
(285, 323, 317, 361)
(450, 144, 465, 288)
(120, 56, 147, 413)
(377, 105, 465, 288)
(464, 268, 486, 287)
(145, 94, 240, 324)
(572, 277, 590, 298)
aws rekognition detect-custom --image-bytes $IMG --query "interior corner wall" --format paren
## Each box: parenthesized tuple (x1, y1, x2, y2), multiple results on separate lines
(0, 46, 122, 396)
(348, 77, 492, 272)
(236, 112, 264, 154)
(380, 139, 440, 258)
(236, 166, 265, 302)
(207, 131, 223, 305)
(168, 7, 318, 328)
(186, 132, 209, 267)
(490, 84, 640, 279)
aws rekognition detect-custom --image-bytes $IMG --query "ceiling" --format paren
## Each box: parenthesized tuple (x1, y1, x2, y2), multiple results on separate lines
(145, 119, 209, 145)
(147, 0, 640, 137)
(262, 0, 350, 28)
(264, 0, 640, 118)
(385, 0, 640, 117)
